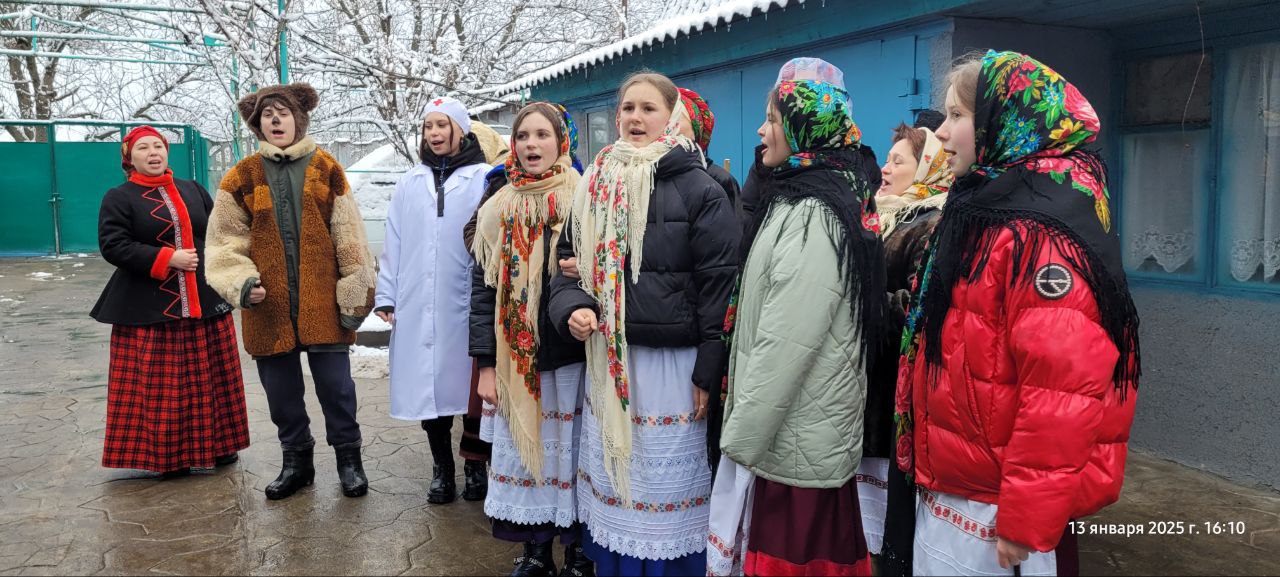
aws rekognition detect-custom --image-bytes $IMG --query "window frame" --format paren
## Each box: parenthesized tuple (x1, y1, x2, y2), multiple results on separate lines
(584, 103, 617, 163)
(1210, 42, 1280, 292)
(1115, 123, 1215, 286)
(1115, 43, 1280, 299)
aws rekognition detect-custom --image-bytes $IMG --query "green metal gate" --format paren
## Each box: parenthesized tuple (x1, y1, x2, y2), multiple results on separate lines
(0, 120, 210, 256)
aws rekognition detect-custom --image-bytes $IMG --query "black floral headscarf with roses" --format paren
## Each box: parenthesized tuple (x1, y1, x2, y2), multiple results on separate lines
(909, 50, 1140, 391)
(737, 78, 886, 365)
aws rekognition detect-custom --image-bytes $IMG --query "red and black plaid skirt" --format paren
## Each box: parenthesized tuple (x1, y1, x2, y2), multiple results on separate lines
(103, 314, 250, 472)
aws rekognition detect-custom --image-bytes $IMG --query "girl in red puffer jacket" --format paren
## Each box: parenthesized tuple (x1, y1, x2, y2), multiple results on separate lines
(894, 50, 1141, 576)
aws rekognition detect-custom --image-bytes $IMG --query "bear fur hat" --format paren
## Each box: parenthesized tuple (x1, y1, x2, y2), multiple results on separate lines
(237, 83, 319, 143)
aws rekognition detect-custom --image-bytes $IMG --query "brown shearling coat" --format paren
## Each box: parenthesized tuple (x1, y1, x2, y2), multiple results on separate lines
(206, 139, 375, 357)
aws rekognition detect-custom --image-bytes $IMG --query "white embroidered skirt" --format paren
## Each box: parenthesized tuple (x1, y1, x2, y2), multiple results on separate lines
(914, 489, 1057, 576)
(706, 454, 756, 576)
(481, 362, 586, 528)
(856, 457, 890, 554)
(577, 346, 712, 561)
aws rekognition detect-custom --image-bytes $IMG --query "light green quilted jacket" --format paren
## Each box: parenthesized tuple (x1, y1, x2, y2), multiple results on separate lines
(720, 199, 866, 488)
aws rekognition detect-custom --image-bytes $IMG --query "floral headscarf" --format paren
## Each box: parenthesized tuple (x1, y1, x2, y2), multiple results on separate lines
(972, 50, 1110, 231)
(677, 87, 715, 152)
(504, 103, 580, 186)
(775, 80, 863, 170)
(877, 127, 952, 237)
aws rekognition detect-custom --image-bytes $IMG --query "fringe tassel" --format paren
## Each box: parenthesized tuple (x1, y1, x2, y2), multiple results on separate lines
(495, 369, 545, 481)
(920, 197, 1141, 396)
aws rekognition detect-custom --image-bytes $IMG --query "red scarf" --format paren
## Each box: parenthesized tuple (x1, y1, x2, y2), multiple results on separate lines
(129, 169, 203, 318)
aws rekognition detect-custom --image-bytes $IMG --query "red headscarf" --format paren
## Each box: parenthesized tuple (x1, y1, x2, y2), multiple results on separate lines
(677, 87, 715, 152)
(121, 125, 169, 174)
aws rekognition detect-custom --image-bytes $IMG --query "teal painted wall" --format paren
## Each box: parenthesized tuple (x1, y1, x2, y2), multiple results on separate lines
(534, 16, 951, 182)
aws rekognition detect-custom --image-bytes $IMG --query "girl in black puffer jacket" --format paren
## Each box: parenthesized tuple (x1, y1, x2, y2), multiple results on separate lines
(547, 72, 739, 575)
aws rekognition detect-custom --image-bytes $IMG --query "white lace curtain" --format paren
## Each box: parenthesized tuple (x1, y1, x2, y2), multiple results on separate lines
(1122, 130, 1209, 274)
(1222, 43, 1280, 283)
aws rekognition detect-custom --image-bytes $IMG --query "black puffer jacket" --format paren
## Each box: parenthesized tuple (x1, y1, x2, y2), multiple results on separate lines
(702, 150, 742, 219)
(739, 145, 769, 240)
(864, 206, 941, 459)
(548, 145, 740, 390)
(468, 171, 585, 372)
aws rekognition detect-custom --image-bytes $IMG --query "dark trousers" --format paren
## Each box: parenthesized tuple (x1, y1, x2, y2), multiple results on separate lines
(421, 415, 487, 466)
(256, 350, 361, 450)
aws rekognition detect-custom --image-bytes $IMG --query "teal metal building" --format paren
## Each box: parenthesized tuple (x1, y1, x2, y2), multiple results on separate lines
(500, 0, 1280, 490)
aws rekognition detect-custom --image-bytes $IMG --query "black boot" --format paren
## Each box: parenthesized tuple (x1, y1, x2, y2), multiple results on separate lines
(335, 443, 368, 498)
(423, 417, 457, 504)
(214, 453, 239, 467)
(558, 541, 594, 577)
(265, 446, 315, 500)
(462, 460, 487, 501)
(427, 463, 456, 504)
(511, 541, 557, 577)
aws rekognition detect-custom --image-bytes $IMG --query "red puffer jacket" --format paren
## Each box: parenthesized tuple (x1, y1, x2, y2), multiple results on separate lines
(910, 224, 1138, 552)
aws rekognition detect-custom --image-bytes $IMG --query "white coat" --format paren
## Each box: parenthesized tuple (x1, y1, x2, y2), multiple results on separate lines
(376, 162, 490, 421)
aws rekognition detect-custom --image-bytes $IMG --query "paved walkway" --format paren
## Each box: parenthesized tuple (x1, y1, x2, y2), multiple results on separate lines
(0, 256, 1276, 575)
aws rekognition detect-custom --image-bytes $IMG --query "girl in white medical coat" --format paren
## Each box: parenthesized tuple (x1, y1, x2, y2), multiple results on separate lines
(375, 96, 492, 505)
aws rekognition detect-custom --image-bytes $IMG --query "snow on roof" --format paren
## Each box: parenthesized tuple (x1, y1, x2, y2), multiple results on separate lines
(485, 0, 804, 95)
(469, 90, 527, 115)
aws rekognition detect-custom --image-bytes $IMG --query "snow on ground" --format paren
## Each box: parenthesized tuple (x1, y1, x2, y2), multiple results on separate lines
(359, 315, 393, 332)
(351, 345, 389, 357)
(28, 272, 66, 281)
(348, 345, 390, 379)
(299, 346, 388, 379)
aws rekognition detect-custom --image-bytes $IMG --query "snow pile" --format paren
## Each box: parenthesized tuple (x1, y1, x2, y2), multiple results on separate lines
(359, 315, 393, 333)
(471, 90, 529, 115)
(348, 142, 414, 221)
(299, 347, 389, 379)
(488, 0, 804, 93)
(351, 345, 389, 358)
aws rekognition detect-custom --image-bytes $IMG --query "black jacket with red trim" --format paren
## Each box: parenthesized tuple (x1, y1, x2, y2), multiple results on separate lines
(92, 178, 233, 326)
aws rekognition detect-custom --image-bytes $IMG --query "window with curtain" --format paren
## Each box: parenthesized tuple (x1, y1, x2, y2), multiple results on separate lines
(1120, 44, 1280, 292)
(1122, 130, 1210, 275)
(1120, 53, 1212, 278)
(1220, 43, 1280, 285)
(587, 109, 614, 162)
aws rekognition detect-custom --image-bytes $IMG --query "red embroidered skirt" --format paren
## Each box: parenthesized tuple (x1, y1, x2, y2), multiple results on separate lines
(745, 476, 872, 577)
(103, 314, 250, 472)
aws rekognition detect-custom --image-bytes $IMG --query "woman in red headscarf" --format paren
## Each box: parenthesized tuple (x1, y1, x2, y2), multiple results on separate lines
(676, 87, 741, 217)
(91, 125, 251, 477)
